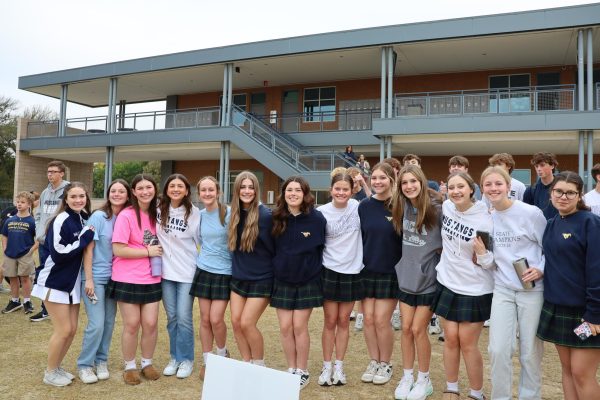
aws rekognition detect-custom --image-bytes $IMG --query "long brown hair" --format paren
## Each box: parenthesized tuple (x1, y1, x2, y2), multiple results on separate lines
(392, 165, 441, 233)
(272, 176, 314, 237)
(160, 174, 193, 229)
(228, 171, 261, 252)
(370, 162, 396, 210)
(98, 179, 131, 220)
(551, 171, 590, 212)
(130, 174, 159, 228)
(197, 176, 227, 226)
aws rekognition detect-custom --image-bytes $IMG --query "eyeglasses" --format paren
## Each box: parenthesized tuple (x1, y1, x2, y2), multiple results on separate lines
(47, 170, 62, 175)
(551, 189, 578, 199)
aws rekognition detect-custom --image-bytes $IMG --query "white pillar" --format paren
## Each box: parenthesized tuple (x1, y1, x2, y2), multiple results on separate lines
(578, 30, 585, 111)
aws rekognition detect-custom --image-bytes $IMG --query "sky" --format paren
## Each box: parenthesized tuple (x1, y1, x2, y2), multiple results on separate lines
(2, 0, 597, 118)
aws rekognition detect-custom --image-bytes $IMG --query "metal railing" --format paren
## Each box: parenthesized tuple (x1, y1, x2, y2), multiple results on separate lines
(395, 85, 576, 117)
(596, 82, 600, 110)
(263, 109, 379, 133)
(231, 105, 347, 172)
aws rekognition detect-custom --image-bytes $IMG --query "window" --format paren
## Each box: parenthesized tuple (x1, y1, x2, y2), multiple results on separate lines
(489, 74, 531, 113)
(303, 87, 336, 122)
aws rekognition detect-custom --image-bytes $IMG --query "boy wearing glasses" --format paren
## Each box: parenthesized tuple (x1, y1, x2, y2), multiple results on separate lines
(30, 160, 70, 322)
(523, 152, 558, 220)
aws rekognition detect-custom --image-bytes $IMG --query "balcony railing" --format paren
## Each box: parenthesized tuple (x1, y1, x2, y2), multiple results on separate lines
(395, 85, 576, 117)
(596, 82, 600, 110)
(262, 109, 379, 133)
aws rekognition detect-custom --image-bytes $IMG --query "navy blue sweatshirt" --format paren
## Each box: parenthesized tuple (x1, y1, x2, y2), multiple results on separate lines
(523, 178, 558, 220)
(273, 208, 326, 285)
(232, 204, 275, 281)
(542, 210, 600, 324)
(358, 196, 403, 274)
(37, 208, 94, 293)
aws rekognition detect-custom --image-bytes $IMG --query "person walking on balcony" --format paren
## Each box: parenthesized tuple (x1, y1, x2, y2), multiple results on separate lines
(228, 171, 275, 367)
(343, 145, 357, 167)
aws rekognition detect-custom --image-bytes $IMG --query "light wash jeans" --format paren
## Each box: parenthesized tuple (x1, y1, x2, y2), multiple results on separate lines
(77, 281, 117, 369)
(488, 284, 544, 400)
(162, 279, 194, 362)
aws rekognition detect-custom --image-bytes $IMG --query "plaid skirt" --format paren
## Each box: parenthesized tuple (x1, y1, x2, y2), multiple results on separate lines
(270, 279, 323, 310)
(230, 277, 272, 298)
(360, 270, 400, 300)
(398, 289, 436, 307)
(106, 280, 162, 304)
(431, 284, 492, 322)
(537, 300, 600, 349)
(321, 268, 365, 303)
(189, 269, 231, 300)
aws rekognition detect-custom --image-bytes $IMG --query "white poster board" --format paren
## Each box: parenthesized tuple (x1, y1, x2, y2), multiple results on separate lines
(201, 354, 300, 400)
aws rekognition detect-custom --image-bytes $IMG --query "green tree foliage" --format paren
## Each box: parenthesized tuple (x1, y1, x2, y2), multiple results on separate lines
(92, 161, 162, 198)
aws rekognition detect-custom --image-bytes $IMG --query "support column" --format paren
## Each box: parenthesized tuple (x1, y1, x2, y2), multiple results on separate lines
(107, 78, 118, 134)
(579, 131, 585, 178)
(118, 100, 126, 130)
(58, 84, 68, 137)
(387, 47, 394, 118)
(386, 136, 392, 158)
(578, 30, 585, 111)
(227, 65, 233, 126)
(221, 65, 230, 126)
(104, 147, 114, 199)
(219, 142, 226, 191)
(380, 137, 385, 162)
(223, 141, 231, 202)
(587, 29, 594, 111)
(380, 48, 387, 118)
(587, 130, 594, 191)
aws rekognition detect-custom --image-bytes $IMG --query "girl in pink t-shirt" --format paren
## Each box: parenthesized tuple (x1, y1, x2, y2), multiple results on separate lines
(107, 174, 162, 385)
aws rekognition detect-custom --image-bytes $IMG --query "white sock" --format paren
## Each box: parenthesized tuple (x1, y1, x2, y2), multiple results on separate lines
(447, 381, 459, 392)
(287, 367, 296, 374)
(403, 369, 414, 379)
(11, 297, 19, 302)
(203, 352, 210, 364)
(252, 359, 265, 367)
(141, 358, 152, 369)
(470, 388, 484, 399)
(417, 370, 430, 382)
(334, 360, 343, 370)
(124, 359, 137, 371)
(296, 369, 307, 375)
(216, 347, 228, 357)
(323, 361, 332, 369)
(24, 297, 31, 303)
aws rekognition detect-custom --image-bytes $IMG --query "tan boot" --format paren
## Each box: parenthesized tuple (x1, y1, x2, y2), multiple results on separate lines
(123, 369, 141, 385)
(141, 365, 160, 381)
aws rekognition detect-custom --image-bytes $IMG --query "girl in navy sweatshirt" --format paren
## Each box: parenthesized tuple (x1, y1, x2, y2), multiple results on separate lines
(538, 171, 600, 399)
(358, 162, 402, 386)
(227, 171, 275, 366)
(32, 182, 95, 387)
(271, 176, 326, 390)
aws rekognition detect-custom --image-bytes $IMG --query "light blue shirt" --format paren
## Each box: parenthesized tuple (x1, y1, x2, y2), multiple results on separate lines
(83, 210, 115, 285)
(197, 206, 232, 275)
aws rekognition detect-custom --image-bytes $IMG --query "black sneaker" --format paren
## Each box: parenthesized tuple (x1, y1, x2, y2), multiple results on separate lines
(2, 299, 23, 314)
(23, 301, 34, 314)
(30, 310, 50, 322)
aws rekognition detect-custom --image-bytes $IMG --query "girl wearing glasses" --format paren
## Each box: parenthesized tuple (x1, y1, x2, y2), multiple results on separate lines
(481, 166, 546, 399)
(537, 171, 600, 399)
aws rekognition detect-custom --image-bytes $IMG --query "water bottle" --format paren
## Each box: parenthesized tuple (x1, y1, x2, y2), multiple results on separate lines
(150, 256, 162, 277)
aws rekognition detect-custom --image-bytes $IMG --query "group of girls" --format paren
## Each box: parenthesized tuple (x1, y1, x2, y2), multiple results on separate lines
(29, 163, 599, 400)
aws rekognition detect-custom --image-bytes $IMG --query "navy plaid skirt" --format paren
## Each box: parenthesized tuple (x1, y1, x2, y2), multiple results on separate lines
(270, 279, 323, 310)
(360, 270, 400, 300)
(230, 277, 272, 298)
(431, 284, 492, 322)
(189, 269, 231, 300)
(537, 300, 600, 349)
(106, 280, 162, 304)
(398, 289, 436, 307)
(321, 268, 365, 303)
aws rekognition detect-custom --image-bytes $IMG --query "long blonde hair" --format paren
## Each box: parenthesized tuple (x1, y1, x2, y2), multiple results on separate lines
(228, 171, 261, 252)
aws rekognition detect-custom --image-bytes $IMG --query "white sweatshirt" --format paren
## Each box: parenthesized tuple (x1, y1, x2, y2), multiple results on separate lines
(490, 200, 546, 291)
(436, 200, 495, 296)
(157, 205, 201, 283)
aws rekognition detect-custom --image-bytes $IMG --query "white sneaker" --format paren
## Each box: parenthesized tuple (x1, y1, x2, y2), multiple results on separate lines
(360, 360, 379, 383)
(176, 360, 193, 379)
(96, 362, 109, 380)
(163, 359, 180, 376)
(373, 362, 393, 384)
(355, 313, 364, 331)
(57, 367, 74, 381)
(394, 375, 414, 400)
(318, 365, 332, 386)
(44, 369, 72, 387)
(391, 309, 402, 330)
(296, 369, 310, 390)
(350, 310, 357, 320)
(79, 367, 99, 384)
(332, 367, 347, 385)
(428, 316, 441, 335)
(483, 319, 490, 327)
(407, 377, 433, 400)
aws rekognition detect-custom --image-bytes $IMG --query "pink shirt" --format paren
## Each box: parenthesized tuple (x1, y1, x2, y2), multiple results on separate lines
(111, 207, 160, 284)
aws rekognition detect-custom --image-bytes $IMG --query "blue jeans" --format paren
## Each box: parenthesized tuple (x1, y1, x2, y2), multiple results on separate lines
(162, 279, 194, 362)
(77, 281, 117, 368)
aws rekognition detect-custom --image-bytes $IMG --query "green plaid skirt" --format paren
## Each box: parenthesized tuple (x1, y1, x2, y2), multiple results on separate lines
(321, 268, 365, 303)
(537, 300, 600, 348)
(230, 277, 273, 298)
(106, 280, 162, 304)
(189, 269, 231, 300)
(431, 284, 492, 322)
(360, 270, 400, 300)
(398, 289, 436, 307)
(270, 279, 323, 310)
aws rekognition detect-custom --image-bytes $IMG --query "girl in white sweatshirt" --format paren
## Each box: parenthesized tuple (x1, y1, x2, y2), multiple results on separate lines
(433, 172, 494, 400)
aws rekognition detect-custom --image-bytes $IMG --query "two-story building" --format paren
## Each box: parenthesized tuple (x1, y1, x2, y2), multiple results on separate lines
(15, 3, 600, 203)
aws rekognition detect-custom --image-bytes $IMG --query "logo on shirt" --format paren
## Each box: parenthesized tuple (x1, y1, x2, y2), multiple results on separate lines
(301, 232, 311, 237)
(562, 233, 572, 239)
(386, 216, 393, 222)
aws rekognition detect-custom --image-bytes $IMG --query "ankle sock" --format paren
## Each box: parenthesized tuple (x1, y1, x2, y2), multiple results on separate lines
(11, 297, 19, 302)
(216, 347, 228, 357)
(417, 370, 429, 382)
(323, 361, 332, 369)
(24, 297, 31, 303)
(124, 359, 137, 371)
(446, 381, 459, 392)
(141, 358, 152, 369)
(252, 359, 265, 367)
(470, 388, 484, 399)
(334, 360, 343, 370)
(403, 369, 414, 379)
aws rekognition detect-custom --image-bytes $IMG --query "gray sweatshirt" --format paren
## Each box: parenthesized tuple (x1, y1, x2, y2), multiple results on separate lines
(395, 199, 442, 295)
(35, 180, 70, 242)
